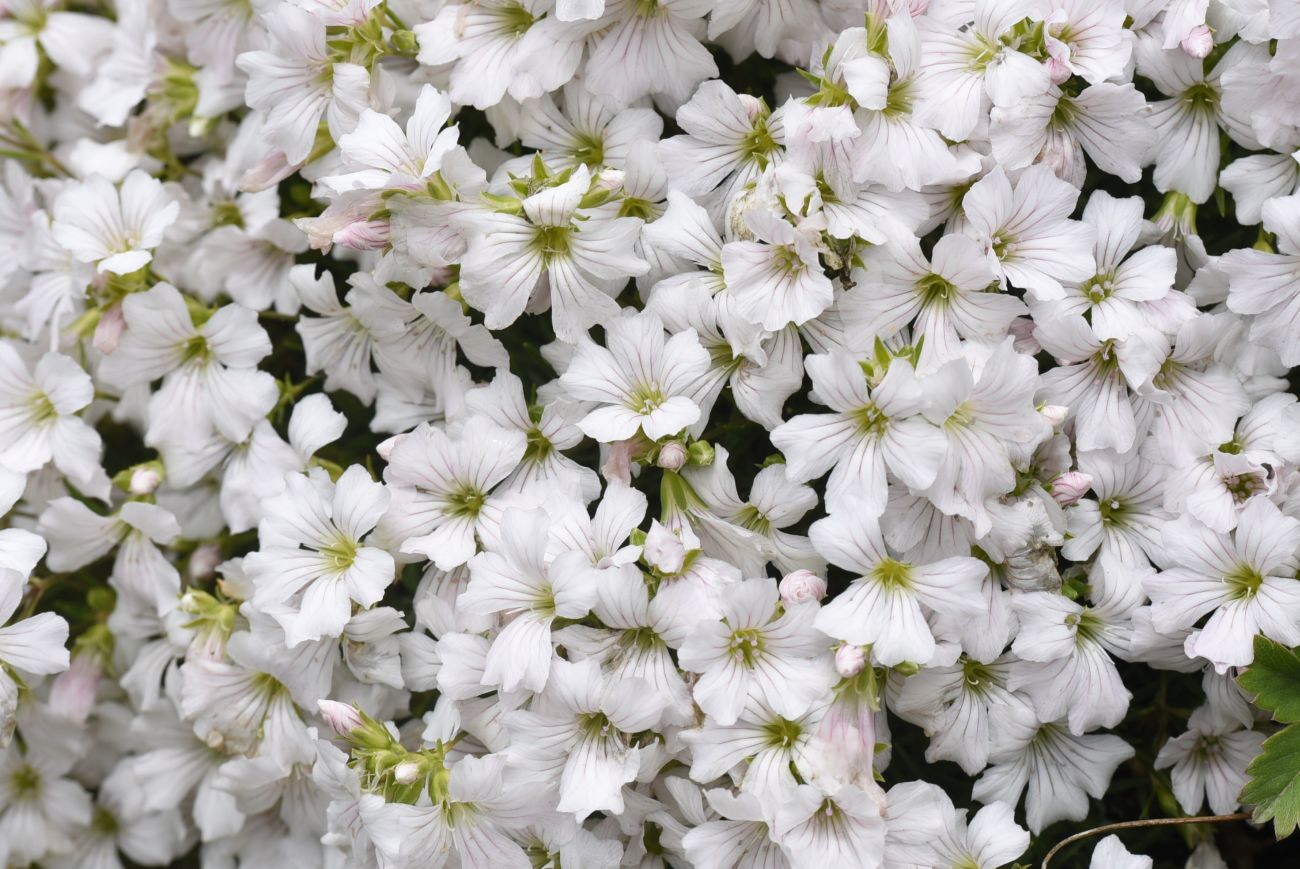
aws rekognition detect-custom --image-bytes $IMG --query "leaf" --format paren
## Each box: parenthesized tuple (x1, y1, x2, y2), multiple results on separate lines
(1242, 723, 1300, 839)
(1239, 636, 1300, 723)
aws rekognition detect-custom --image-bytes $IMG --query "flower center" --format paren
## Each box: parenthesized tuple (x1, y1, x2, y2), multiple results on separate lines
(1224, 563, 1264, 600)
(728, 627, 765, 666)
(870, 558, 913, 591)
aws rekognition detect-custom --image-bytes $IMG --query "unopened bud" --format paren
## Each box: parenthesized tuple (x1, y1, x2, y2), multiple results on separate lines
(333, 218, 390, 251)
(1051, 471, 1093, 507)
(1180, 25, 1214, 59)
(188, 543, 222, 582)
(317, 700, 364, 737)
(656, 442, 687, 471)
(1044, 56, 1072, 85)
(738, 94, 763, 122)
(93, 304, 126, 355)
(1040, 404, 1069, 429)
(129, 465, 162, 496)
(596, 169, 626, 194)
(780, 569, 827, 606)
(393, 760, 422, 785)
(835, 644, 867, 678)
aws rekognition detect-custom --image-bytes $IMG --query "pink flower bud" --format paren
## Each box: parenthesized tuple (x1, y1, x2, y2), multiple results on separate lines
(779, 569, 826, 606)
(656, 442, 687, 471)
(129, 466, 162, 496)
(238, 149, 302, 193)
(1045, 56, 1072, 85)
(601, 439, 636, 486)
(93, 304, 126, 355)
(643, 520, 686, 575)
(333, 219, 391, 251)
(1180, 25, 1214, 59)
(1040, 404, 1069, 429)
(596, 169, 626, 194)
(834, 644, 867, 678)
(188, 543, 222, 582)
(1051, 471, 1093, 507)
(49, 655, 101, 725)
(318, 700, 364, 737)
(737, 94, 763, 122)
(905, 0, 929, 16)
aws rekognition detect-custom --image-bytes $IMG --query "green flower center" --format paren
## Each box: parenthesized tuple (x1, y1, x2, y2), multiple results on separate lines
(1224, 563, 1265, 600)
(870, 557, 913, 591)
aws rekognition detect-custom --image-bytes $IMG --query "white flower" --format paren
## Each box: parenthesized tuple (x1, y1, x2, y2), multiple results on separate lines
(52, 171, 177, 275)
(236, 5, 371, 164)
(560, 310, 710, 442)
(381, 416, 526, 569)
(458, 166, 650, 341)
(1146, 496, 1300, 673)
(0, 346, 109, 499)
(961, 165, 1096, 301)
(678, 578, 833, 726)
(658, 80, 783, 200)
(414, 0, 583, 111)
(1154, 707, 1263, 815)
(1089, 835, 1152, 869)
(810, 510, 987, 666)
(885, 782, 1029, 869)
(772, 783, 885, 869)
(772, 353, 944, 514)
(842, 233, 1021, 370)
(244, 466, 394, 646)
(0, 570, 70, 745)
(98, 282, 278, 444)
(1137, 36, 1265, 203)
(505, 657, 664, 820)
(459, 506, 597, 692)
(1008, 593, 1133, 734)
(721, 210, 834, 329)
(1221, 193, 1300, 365)
(973, 708, 1134, 833)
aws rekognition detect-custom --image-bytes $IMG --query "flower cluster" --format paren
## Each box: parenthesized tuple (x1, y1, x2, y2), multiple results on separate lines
(0, 0, 1297, 865)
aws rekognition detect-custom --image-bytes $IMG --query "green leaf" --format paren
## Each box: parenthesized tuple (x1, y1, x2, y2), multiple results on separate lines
(1242, 722, 1300, 838)
(1239, 636, 1300, 723)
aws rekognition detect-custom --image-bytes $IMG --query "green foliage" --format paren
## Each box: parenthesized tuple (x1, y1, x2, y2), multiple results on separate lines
(1243, 725, 1300, 838)
(1239, 637, 1300, 723)
(1239, 636, 1300, 838)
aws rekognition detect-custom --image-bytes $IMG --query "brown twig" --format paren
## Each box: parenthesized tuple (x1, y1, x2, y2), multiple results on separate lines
(1040, 812, 1252, 868)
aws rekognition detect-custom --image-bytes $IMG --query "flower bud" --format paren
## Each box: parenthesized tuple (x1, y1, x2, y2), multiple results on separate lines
(595, 169, 626, 194)
(1040, 404, 1069, 429)
(1180, 25, 1214, 59)
(318, 700, 364, 738)
(737, 94, 763, 121)
(49, 654, 102, 725)
(1045, 55, 1072, 85)
(238, 149, 300, 193)
(333, 218, 391, 251)
(643, 520, 686, 575)
(393, 760, 422, 785)
(779, 569, 826, 606)
(188, 543, 223, 582)
(129, 465, 162, 496)
(834, 644, 867, 678)
(656, 442, 687, 471)
(1051, 471, 1093, 507)
(93, 304, 126, 355)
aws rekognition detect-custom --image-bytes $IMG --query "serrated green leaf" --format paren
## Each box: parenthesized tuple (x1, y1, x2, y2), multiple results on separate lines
(1239, 636, 1300, 723)
(1242, 722, 1300, 838)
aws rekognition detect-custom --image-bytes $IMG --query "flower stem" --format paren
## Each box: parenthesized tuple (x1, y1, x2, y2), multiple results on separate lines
(1040, 812, 1252, 868)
